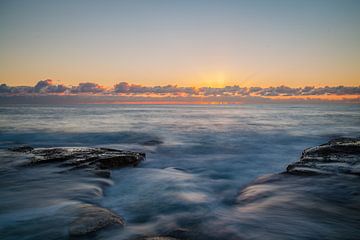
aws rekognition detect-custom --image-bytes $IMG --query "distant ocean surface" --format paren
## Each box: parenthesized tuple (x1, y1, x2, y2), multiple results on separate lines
(0, 104, 360, 239)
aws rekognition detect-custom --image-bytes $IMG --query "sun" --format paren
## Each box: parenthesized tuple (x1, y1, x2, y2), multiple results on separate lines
(197, 71, 228, 88)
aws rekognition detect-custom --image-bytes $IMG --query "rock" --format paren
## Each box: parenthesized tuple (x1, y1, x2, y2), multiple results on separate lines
(234, 139, 360, 239)
(141, 140, 164, 146)
(9, 145, 34, 153)
(8, 147, 145, 237)
(138, 237, 179, 240)
(10, 147, 145, 171)
(69, 204, 125, 236)
(286, 138, 360, 176)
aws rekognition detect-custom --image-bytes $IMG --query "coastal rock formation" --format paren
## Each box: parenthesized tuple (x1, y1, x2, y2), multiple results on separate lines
(138, 237, 179, 240)
(9, 146, 34, 152)
(9, 146, 145, 237)
(286, 138, 360, 175)
(69, 203, 125, 236)
(141, 139, 164, 146)
(234, 138, 360, 239)
(11, 146, 145, 171)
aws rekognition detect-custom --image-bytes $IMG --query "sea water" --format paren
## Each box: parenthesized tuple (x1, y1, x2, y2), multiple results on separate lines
(0, 104, 359, 239)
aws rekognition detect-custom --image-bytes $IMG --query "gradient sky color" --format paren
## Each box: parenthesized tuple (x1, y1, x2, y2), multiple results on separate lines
(0, 0, 359, 88)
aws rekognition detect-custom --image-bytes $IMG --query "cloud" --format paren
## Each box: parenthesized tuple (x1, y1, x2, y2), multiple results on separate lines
(114, 82, 197, 95)
(200, 86, 248, 96)
(34, 79, 68, 93)
(254, 86, 301, 96)
(246, 85, 360, 97)
(0, 80, 359, 104)
(0, 79, 68, 94)
(114, 82, 148, 94)
(34, 79, 52, 92)
(70, 82, 105, 94)
(7, 85, 33, 94)
(299, 86, 360, 96)
(0, 84, 12, 93)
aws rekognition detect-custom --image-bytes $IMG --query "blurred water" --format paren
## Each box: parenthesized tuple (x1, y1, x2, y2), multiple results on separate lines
(0, 104, 359, 239)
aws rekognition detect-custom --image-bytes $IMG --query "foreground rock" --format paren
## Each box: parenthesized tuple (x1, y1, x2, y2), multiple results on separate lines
(286, 138, 360, 175)
(9, 146, 145, 237)
(10, 146, 145, 172)
(68, 203, 125, 237)
(137, 237, 179, 240)
(233, 138, 360, 240)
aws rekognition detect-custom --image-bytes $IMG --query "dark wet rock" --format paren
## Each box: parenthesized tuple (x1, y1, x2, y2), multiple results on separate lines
(69, 203, 125, 236)
(10, 147, 145, 171)
(137, 237, 179, 240)
(8, 147, 144, 236)
(8, 145, 34, 153)
(234, 139, 360, 239)
(141, 139, 164, 146)
(286, 138, 360, 176)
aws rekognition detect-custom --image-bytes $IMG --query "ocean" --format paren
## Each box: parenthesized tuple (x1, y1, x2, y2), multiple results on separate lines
(0, 104, 359, 239)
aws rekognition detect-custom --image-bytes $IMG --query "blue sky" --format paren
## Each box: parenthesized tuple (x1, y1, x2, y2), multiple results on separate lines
(1, 0, 359, 88)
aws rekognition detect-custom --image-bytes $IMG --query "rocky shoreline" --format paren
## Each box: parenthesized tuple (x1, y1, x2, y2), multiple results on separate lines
(9, 138, 360, 239)
(10, 146, 145, 237)
(233, 138, 360, 240)
(286, 138, 360, 176)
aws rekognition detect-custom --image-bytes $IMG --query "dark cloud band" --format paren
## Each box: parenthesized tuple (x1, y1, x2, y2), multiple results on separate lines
(1, 80, 359, 97)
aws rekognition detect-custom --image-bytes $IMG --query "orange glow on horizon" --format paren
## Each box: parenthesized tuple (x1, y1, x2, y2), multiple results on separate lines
(75, 94, 360, 105)
(267, 94, 360, 101)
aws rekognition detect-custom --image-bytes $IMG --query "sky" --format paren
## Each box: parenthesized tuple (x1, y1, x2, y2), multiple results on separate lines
(0, 0, 359, 104)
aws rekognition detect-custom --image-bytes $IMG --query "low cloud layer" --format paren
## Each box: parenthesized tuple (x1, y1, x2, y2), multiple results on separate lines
(114, 82, 197, 95)
(1, 80, 106, 95)
(70, 82, 105, 94)
(1, 80, 359, 103)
